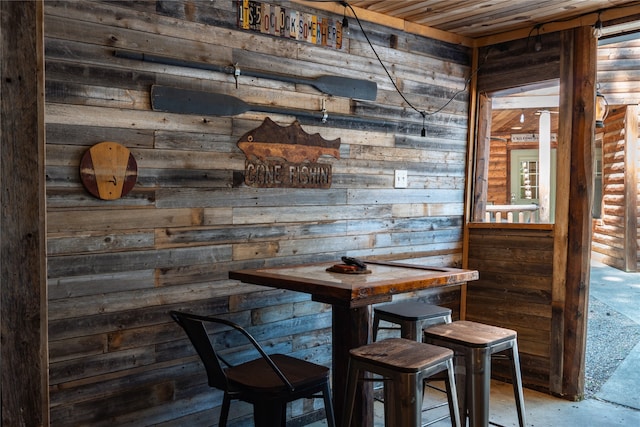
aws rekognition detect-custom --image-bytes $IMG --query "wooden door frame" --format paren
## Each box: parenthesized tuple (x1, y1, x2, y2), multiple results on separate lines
(464, 26, 596, 399)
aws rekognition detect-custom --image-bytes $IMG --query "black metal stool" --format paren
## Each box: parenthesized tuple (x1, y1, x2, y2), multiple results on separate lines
(372, 301, 452, 342)
(342, 338, 461, 427)
(423, 320, 527, 427)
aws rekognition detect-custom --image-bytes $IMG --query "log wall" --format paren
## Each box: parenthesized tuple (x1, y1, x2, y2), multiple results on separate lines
(44, 1, 470, 425)
(592, 106, 630, 269)
(593, 38, 640, 271)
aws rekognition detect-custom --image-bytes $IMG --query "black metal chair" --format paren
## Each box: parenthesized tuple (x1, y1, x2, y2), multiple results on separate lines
(170, 311, 335, 427)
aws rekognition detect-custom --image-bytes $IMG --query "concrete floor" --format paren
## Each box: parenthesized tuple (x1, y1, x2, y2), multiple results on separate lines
(311, 260, 640, 426)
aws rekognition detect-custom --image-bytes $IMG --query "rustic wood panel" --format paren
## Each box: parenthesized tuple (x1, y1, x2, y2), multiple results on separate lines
(466, 225, 554, 390)
(1, 1, 48, 425)
(44, 1, 471, 424)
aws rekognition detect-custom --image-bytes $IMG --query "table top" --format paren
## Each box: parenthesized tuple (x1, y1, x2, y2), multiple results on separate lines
(229, 260, 479, 308)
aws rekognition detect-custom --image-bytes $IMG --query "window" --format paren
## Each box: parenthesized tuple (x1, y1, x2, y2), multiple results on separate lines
(471, 83, 559, 224)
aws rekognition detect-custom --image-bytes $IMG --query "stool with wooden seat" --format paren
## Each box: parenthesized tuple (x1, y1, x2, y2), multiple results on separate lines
(342, 338, 461, 427)
(423, 320, 527, 427)
(372, 301, 454, 425)
(372, 301, 453, 342)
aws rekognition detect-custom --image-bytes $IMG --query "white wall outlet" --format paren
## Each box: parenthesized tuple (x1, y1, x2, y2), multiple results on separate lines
(394, 170, 408, 188)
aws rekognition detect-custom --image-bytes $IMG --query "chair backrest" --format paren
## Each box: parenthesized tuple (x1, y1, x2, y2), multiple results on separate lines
(170, 311, 230, 390)
(170, 310, 295, 392)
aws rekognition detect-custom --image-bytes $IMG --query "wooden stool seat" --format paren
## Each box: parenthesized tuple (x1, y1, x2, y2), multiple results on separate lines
(373, 301, 452, 342)
(343, 338, 461, 427)
(423, 321, 527, 427)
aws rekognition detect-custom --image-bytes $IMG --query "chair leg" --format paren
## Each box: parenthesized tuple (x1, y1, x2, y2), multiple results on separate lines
(508, 343, 527, 427)
(219, 393, 231, 427)
(444, 359, 461, 427)
(322, 380, 336, 427)
(372, 315, 380, 341)
(341, 360, 359, 427)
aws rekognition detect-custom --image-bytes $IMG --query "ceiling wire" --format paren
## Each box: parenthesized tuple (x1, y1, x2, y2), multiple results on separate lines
(341, 1, 488, 136)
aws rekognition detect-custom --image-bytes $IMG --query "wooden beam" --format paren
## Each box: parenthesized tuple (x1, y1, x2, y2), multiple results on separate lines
(556, 26, 596, 399)
(293, 0, 474, 47)
(475, 5, 640, 47)
(0, 0, 49, 425)
(624, 105, 638, 271)
(462, 47, 482, 320)
(538, 111, 552, 222)
(471, 93, 491, 223)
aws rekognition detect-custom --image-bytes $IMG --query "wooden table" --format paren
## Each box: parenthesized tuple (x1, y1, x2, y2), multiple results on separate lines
(229, 260, 479, 426)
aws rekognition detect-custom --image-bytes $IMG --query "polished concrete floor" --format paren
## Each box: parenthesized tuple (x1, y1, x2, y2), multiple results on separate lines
(311, 260, 640, 426)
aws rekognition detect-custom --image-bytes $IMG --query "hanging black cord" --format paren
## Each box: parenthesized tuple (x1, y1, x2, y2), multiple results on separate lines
(342, 1, 486, 135)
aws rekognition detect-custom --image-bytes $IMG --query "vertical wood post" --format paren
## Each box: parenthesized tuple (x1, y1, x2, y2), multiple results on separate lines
(539, 110, 551, 222)
(554, 26, 596, 399)
(471, 93, 492, 223)
(623, 105, 638, 271)
(1, 1, 49, 425)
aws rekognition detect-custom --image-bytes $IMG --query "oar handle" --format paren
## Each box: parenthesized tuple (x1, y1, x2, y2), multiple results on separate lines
(114, 50, 235, 75)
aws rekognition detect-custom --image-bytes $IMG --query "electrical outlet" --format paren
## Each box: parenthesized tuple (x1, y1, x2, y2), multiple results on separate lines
(394, 170, 407, 188)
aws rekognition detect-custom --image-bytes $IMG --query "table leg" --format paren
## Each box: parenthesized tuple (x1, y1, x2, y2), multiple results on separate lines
(331, 305, 372, 427)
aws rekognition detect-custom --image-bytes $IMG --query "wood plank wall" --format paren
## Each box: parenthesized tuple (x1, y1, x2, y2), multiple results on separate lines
(466, 225, 554, 389)
(43, 1, 471, 424)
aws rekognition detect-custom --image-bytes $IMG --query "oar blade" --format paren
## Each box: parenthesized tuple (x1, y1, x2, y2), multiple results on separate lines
(151, 85, 251, 116)
(313, 75, 377, 100)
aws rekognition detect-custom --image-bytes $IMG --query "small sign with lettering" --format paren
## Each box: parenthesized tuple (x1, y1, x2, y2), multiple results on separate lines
(237, 0, 344, 50)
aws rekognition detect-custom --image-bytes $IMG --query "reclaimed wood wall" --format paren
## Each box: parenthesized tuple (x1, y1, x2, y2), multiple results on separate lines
(44, 1, 470, 424)
(465, 225, 555, 389)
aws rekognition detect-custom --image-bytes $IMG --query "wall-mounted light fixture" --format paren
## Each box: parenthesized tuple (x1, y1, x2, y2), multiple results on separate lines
(595, 83, 608, 128)
(534, 26, 543, 52)
(342, 3, 349, 36)
(593, 13, 603, 39)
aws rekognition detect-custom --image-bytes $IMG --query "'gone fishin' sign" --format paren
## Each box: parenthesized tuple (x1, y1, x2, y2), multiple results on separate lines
(237, 118, 340, 189)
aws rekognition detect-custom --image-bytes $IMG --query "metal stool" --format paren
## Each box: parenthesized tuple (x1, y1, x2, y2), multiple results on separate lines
(372, 301, 452, 342)
(423, 321, 527, 427)
(342, 338, 461, 427)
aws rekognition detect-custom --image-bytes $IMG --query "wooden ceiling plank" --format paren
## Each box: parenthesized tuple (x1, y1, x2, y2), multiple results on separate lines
(360, 0, 425, 15)
(437, 1, 601, 34)
(405, 0, 531, 28)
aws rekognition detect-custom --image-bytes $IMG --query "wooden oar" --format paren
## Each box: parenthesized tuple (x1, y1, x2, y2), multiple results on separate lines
(115, 50, 377, 100)
(151, 84, 315, 117)
(150, 85, 416, 135)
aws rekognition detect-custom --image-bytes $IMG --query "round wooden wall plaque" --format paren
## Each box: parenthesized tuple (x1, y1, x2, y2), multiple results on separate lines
(80, 142, 138, 200)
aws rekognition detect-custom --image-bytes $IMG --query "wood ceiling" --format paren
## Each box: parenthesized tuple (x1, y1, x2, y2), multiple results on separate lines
(347, 0, 640, 40)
